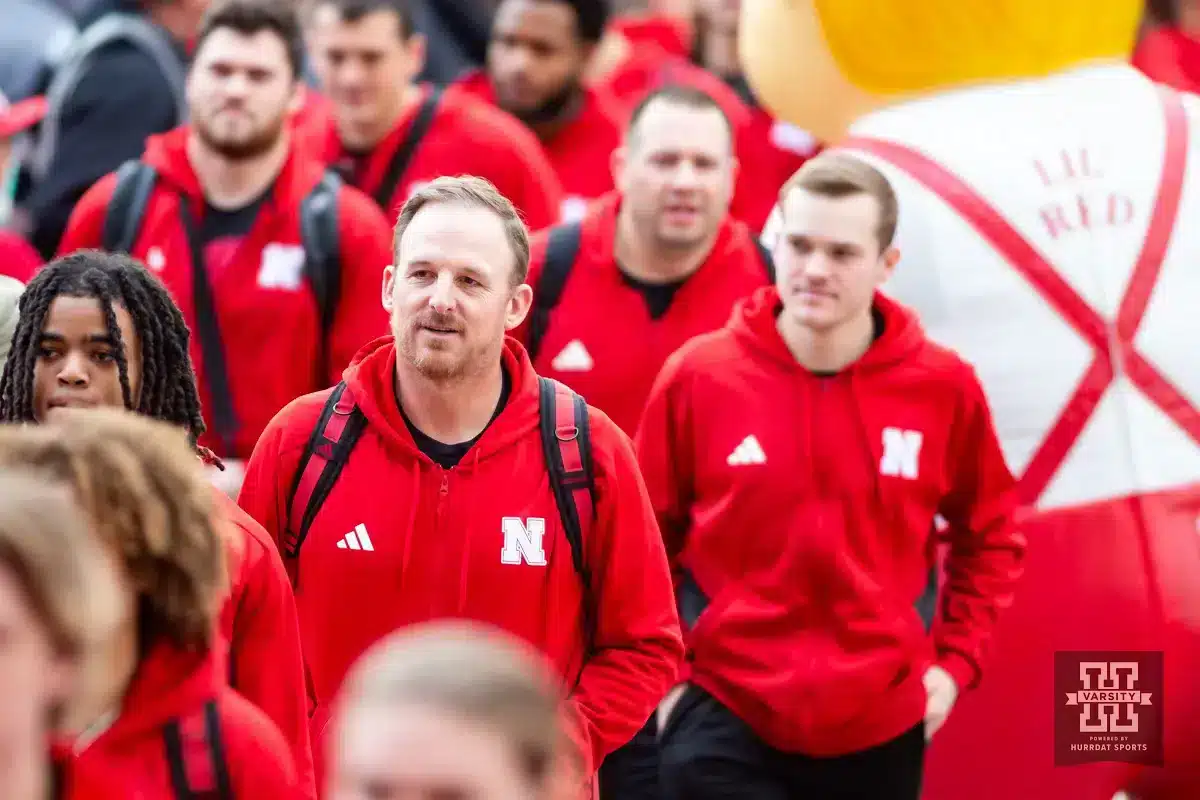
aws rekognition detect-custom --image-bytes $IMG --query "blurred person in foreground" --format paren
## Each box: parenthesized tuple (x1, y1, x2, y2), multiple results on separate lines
(328, 621, 583, 800)
(0, 249, 313, 797)
(0, 409, 301, 798)
(0, 471, 123, 800)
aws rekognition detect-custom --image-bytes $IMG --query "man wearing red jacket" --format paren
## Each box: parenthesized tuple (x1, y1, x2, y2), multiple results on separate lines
(238, 175, 683, 795)
(306, 0, 563, 231)
(0, 249, 315, 798)
(636, 153, 1026, 799)
(0, 410, 303, 799)
(57, 0, 392, 490)
(517, 85, 772, 437)
(456, 0, 626, 222)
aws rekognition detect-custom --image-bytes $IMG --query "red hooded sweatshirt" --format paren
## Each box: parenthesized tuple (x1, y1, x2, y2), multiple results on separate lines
(238, 336, 683, 781)
(635, 287, 1026, 756)
(0, 230, 42, 282)
(320, 84, 563, 232)
(516, 192, 771, 436)
(55, 643, 302, 799)
(213, 490, 314, 799)
(57, 127, 393, 460)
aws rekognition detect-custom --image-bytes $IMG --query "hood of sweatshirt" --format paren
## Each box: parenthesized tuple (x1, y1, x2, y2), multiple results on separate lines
(729, 285, 926, 374)
(142, 126, 327, 209)
(342, 334, 545, 465)
(83, 642, 221, 749)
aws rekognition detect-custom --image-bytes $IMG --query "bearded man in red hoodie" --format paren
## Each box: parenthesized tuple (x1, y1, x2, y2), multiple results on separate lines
(239, 174, 683, 797)
(636, 152, 1027, 800)
(58, 0, 394, 491)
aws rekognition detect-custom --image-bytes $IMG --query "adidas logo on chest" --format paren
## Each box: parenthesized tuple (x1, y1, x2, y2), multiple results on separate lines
(727, 435, 766, 466)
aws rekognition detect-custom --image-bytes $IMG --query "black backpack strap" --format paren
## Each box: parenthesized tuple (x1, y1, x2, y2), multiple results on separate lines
(178, 196, 238, 455)
(538, 377, 597, 678)
(282, 381, 368, 585)
(102, 160, 158, 253)
(755, 238, 776, 283)
(299, 171, 343, 375)
(162, 700, 232, 800)
(527, 222, 582, 363)
(372, 85, 443, 211)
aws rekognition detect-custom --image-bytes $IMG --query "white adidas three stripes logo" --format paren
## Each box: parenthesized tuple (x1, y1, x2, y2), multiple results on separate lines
(336, 523, 375, 551)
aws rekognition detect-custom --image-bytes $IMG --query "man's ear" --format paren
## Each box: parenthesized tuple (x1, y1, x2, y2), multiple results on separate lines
(505, 282, 534, 331)
(382, 265, 396, 312)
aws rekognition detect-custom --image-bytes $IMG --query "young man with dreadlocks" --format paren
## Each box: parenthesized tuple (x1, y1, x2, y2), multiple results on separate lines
(0, 249, 315, 799)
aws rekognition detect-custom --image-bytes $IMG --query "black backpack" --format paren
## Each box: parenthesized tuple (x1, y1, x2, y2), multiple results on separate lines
(101, 160, 343, 455)
(281, 376, 600, 658)
(525, 221, 777, 362)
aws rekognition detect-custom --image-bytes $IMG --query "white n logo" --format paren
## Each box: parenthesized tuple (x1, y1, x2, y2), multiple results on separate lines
(500, 517, 548, 566)
(880, 427, 923, 479)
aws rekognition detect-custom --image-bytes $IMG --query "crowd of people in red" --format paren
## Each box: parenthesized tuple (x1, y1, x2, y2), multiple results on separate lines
(0, 0, 1191, 798)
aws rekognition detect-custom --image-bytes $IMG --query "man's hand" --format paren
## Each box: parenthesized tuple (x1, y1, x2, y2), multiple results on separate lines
(923, 665, 959, 741)
(656, 683, 689, 735)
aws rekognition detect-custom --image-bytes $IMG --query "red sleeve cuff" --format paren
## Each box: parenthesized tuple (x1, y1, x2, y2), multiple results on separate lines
(937, 651, 981, 692)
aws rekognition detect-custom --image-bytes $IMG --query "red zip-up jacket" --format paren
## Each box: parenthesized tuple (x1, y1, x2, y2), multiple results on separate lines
(57, 127, 392, 460)
(320, 84, 563, 232)
(238, 336, 683, 781)
(214, 490, 314, 799)
(454, 72, 623, 221)
(635, 287, 1026, 756)
(516, 192, 771, 436)
(55, 643, 301, 799)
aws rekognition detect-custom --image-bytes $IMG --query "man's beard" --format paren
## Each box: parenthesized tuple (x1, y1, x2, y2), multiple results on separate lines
(397, 322, 487, 383)
(506, 79, 580, 126)
(193, 111, 286, 161)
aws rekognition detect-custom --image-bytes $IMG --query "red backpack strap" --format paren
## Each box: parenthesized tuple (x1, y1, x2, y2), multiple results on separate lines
(537, 378, 597, 668)
(282, 381, 368, 586)
(162, 700, 231, 800)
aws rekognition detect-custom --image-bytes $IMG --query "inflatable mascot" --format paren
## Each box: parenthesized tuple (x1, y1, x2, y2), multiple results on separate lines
(743, 1, 1200, 798)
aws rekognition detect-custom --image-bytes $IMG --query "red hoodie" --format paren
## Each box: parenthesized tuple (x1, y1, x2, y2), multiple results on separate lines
(56, 643, 301, 799)
(238, 336, 683, 781)
(516, 192, 771, 435)
(57, 127, 393, 460)
(454, 72, 624, 221)
(320, 84, 563, 232)
(214, 490, 314, 799)
(635, 287, 1026, 756)
(0, 230, 42, 282)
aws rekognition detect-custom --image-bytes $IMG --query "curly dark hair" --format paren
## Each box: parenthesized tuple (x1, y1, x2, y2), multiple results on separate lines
(0, 410, 226, 651)
(0, 250, 208, 449)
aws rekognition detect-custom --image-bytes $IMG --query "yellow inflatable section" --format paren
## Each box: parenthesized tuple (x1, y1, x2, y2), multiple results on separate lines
(740, 0, 1142, 143)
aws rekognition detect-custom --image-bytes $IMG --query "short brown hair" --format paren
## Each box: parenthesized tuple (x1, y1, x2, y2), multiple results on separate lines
(197, 0, 306, 79)
(391, 176, 532, 286)
(336, 621, 576, 787)
(0, 470, 121, 662)
(779, 152, 899, 249)
(0, 410, 226, 652)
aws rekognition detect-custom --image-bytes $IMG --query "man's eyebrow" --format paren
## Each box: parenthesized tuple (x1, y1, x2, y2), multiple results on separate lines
(38, 332, 118, 344)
